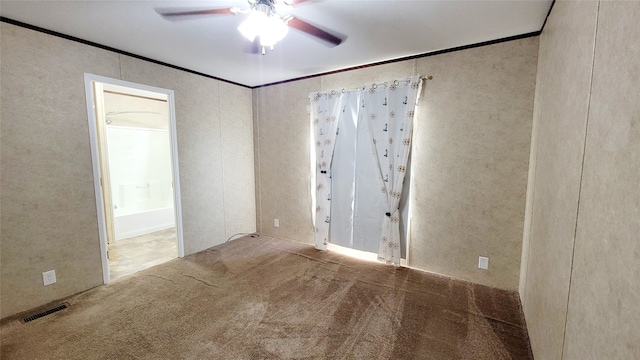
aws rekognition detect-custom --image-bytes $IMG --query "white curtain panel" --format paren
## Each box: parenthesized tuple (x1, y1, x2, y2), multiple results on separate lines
(330, 90, 394, 254)
(351, 95, 387, 253)
(362, 75, 422, 265)
(310, 91, 345, 250)
(329, 92, 360, 249)
(310, 76, 422, 265)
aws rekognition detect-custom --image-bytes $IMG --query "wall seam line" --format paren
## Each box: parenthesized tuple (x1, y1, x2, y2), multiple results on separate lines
(560, 1, 601, 358)
(255, 90, 263, 233)
(118, 54, 123, 80)
(218, 81, 227, 240)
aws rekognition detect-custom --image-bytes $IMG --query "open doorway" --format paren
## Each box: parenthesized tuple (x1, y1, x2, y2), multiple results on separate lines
(84, 74, 184, 284)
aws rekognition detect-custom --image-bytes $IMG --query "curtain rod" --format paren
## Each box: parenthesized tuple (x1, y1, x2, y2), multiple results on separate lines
(103, 90, 167, 102)
(105, 111, 168, 125)
(105, 111, 167, 117)
(311, 75, 432, 97)
(340, 75, 432, 93)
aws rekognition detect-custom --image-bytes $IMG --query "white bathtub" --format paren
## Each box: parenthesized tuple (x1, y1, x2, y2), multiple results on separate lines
(114, 206, 175, 240)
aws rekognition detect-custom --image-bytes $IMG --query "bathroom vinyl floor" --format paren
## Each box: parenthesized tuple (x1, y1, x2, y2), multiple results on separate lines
(108, 228, 178, 281)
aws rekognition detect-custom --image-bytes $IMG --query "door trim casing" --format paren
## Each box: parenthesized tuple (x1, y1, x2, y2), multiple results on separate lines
(84, 73, 185, 284)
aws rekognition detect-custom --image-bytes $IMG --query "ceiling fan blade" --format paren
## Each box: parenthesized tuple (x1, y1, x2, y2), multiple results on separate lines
(287, 16, 344, 47)
(156, 8, 235, 20)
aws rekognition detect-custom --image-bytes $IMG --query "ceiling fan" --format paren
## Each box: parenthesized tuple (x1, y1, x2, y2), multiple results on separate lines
(157, 0, 345, 55)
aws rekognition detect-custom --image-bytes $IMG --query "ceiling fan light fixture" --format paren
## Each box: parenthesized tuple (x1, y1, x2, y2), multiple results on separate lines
(238, 10, 288, 48)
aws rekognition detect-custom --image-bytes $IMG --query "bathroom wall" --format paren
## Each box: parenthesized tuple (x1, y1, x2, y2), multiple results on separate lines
(104, 93, 173, 218)
(107, 126, 176, 240)
(107, 127, 173, 217)
(254, 37, 538, 290)
(0, 23, 256, 318)
(522, 1, 640, 359)
(104, 91, 175, 241)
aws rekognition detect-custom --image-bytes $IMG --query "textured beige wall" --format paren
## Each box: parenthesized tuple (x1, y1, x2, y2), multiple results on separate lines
(519, 24, 548, 298)
(1, 24, 120, 318)
(253, 78, 320, 243)
(0, 24, 255, 318)
(521, 2, 599, 358)
(254, 38, 538, 290)
(412, 38, 538, 290)
(522, 1, 640, 359)
(220, 82, 256, 240)
(562, 1, 640, 358)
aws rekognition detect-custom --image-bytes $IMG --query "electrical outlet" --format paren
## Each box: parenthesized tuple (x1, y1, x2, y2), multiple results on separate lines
(274, 219, 279, 228)
(478, 256, 489, 270)
(43, 270, 57, 286)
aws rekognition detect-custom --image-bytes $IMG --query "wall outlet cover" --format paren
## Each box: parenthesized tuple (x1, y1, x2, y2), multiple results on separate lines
(478, 256, 489, 270)
(274, 219, 279, 227)
(43, 270, 57, 286)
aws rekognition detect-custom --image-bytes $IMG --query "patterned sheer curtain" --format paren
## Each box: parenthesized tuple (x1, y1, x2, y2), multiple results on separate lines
(310, 90, 345, 250)
(310, 76, 422, 265)
(362, 75, 422, 265)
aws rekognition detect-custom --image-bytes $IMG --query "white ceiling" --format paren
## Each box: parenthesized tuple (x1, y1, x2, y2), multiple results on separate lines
(0, 0, 552, 87)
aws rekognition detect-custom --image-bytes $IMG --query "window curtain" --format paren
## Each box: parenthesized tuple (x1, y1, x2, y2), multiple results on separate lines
(362, 75, 422, 265)
(310, 76, 422, 265)
(310, 91, 345, 250)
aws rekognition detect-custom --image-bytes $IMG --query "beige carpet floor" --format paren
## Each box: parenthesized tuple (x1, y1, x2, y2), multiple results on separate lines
(1, 235, 533, 359)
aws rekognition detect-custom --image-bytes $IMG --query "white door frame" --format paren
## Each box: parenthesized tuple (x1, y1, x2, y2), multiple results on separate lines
(84, 73, 185, 284)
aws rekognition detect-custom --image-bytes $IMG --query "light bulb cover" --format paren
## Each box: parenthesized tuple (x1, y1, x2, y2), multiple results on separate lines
(238, 11, 288, 47)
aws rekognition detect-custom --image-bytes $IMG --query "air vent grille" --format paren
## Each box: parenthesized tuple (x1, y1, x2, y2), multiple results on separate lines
(22, 303, 70, 323)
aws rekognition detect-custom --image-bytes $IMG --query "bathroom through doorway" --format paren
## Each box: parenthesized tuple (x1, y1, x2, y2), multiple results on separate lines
(84, 74, 184, 283)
